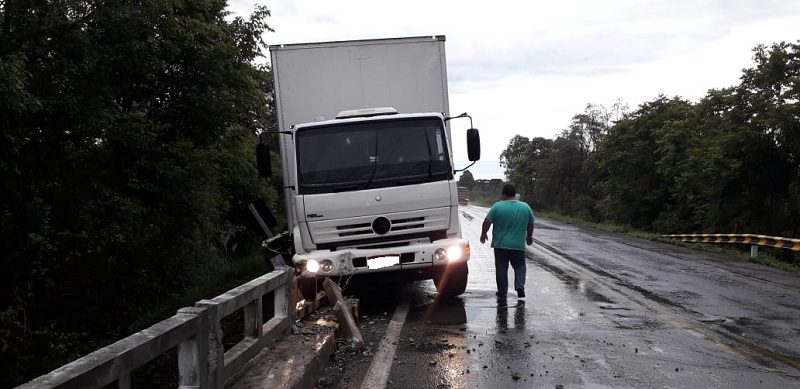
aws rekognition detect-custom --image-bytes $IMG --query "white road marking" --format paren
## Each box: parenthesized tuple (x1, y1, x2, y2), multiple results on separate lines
(360, 292, 411, 389)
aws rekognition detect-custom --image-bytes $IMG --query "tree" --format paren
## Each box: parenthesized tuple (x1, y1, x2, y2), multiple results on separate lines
(590, 96, 693, 228)
(0, 2, 279, 385)
(499, 135, 531, 177)
(567, 103, 612, 155)
(736, 41, 800, 235)
(457, 170, 475, 190)
(507, 137, 552, 210)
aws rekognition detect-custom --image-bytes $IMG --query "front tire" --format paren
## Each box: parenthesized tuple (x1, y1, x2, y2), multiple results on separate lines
(434, 262, 469, 297)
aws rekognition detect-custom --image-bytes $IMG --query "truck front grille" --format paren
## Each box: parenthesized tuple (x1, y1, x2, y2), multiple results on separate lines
(335, 216, 429, 237)
(390, 217, 425, 231)
(315, 230, 448, 251)
(308, 208, 451, 245)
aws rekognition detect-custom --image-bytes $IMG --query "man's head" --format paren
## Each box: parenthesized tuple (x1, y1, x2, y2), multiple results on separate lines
(501, 184, 516, 200)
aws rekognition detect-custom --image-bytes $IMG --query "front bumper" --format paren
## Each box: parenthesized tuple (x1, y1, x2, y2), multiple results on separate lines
(293, 238, 470, 278)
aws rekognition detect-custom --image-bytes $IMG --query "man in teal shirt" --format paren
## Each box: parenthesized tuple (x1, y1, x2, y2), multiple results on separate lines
(480, 184, 535, 300)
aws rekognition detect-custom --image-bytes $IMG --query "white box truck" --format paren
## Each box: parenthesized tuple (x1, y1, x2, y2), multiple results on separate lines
(258, 35, 480, 298)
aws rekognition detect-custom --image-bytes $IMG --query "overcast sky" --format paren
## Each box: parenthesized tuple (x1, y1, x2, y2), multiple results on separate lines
(228, 0, 800, 179)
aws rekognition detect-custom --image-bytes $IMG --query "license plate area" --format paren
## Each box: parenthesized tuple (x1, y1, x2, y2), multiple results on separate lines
(367, 254, 400, 270)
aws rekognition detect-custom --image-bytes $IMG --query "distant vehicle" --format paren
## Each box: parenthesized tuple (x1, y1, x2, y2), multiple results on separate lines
(458, 187, 470, 205)
(258, 36, 481, 299)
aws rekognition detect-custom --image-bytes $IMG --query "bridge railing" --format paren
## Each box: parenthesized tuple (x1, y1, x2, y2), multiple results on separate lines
(20, 255, 293, 389)
(662, 234, 800, 257)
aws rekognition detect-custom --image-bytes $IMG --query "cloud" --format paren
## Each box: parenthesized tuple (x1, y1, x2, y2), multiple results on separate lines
(446, 2, 795, 87)
(224, 0, 800, 179)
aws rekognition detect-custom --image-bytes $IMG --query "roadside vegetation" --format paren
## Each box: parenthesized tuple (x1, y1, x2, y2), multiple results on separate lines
(0, 2, 284, 386)
(456, 171, 503, 206)
(494, 41, 800, 269)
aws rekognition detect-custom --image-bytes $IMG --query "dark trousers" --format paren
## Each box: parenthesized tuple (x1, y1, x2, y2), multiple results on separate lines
(494, 248, 527, 293)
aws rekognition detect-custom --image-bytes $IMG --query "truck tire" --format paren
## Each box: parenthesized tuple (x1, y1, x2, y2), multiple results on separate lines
(434, 262, 469, 297)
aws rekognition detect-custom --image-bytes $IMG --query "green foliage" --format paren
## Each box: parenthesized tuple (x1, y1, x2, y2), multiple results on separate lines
(502, 41, 800, 267)
(593, 96, 693, 228)
(468, 178, 506, 206)
(0, 1, 281, 385)
(457, 169, 475, 190)
(499, 135, 530, 177)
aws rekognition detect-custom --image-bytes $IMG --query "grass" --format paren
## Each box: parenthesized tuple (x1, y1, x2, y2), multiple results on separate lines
(538, 211, 800, 273)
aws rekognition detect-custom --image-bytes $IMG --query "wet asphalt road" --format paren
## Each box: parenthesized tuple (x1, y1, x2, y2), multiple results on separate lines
(335, 205, 800, 388)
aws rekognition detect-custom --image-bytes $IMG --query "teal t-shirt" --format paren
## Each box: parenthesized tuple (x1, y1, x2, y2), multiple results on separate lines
(486, 200, 536, 251)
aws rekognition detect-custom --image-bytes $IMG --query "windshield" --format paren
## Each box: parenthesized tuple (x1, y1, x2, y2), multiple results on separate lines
(296, 117, 452, 194)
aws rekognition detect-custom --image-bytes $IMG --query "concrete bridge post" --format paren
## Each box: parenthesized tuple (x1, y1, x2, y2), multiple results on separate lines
(244, 296, 264, 339)
(195, 299, 224, 388)
(177, 307, 210, 389)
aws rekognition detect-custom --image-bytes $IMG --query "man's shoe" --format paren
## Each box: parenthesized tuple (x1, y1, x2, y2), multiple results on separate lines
(517, 289, 526, 300)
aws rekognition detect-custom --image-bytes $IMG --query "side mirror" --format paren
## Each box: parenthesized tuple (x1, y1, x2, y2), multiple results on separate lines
(256, 141, 272, 178)
(467, 128, 481, 161)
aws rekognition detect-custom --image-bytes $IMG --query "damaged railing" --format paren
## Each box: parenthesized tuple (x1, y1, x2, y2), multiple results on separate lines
(20, 255, 293, 389)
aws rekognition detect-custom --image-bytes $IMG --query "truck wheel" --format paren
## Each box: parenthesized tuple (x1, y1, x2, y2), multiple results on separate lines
(434, 262, 468, 297)
(298, 278, 320, 301)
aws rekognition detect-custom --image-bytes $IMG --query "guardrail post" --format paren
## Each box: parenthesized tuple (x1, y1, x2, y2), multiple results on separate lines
(751, 244, 758, 257)
(196, 299, 224, 388)
(275, 274, 290, 323)
(177, 307, 209, 389)
(244, 296, 263, 338)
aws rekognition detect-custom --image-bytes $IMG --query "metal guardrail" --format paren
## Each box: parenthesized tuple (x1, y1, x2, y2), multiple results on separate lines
(662, 234, 800, 257)
(20, 256, 293, 389)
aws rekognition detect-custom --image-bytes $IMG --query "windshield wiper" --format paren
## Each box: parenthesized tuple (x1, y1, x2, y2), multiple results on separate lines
(361, 132, 380, 189)
(423, 128, 433, 176)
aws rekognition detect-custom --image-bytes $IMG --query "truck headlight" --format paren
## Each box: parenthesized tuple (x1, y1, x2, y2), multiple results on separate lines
(320, 259, 334, 272)
(306, 259, 320, 273)
(434, 248, 447, 261)
(446, 245, 463, 261)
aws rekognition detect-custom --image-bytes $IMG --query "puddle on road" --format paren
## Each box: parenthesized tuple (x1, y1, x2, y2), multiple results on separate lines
(495, 301, 527, 333)
(585, 288, 614, 303)
(696, 316, 772, 340)
(599, 304, 631, 311)
(408, 290, 472, 325)
(421, 299, 468, 325)
(714, 317, 763, 336)
(532, 254, 615, 305)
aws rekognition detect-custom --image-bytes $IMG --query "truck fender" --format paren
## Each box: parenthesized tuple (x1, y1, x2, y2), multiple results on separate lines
(293, 225, 306, 255)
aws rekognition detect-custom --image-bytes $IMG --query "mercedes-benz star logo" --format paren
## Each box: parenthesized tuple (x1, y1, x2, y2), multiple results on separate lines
(372, 217, 391, 235)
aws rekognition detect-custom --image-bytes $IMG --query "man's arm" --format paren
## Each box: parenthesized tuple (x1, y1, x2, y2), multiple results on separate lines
(480, 219, 492, 244)
(526, 223, 534, 246)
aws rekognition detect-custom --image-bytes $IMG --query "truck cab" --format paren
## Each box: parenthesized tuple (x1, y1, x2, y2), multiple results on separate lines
(289, 109, 471, 295)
